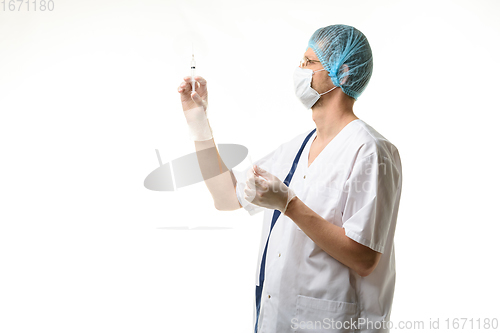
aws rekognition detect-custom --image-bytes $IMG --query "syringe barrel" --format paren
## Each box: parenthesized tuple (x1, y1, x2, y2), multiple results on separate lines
(191, 69, 196, 92)
(191, 56, 196, 92)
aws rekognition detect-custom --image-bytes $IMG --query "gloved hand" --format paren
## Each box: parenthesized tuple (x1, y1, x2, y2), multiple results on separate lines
(177, 76, 212, 141)
(178, 76, 208, 112)
(244, 165, 297, 214)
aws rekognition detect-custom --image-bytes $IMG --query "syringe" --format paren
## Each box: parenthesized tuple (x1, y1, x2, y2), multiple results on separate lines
(191, 53, 196, 93)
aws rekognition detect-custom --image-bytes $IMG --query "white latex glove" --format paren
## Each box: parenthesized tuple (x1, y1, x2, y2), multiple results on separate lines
(177, 76, 212, 141)
(244, 165, 297, 213)
(178, 76, 208, 112)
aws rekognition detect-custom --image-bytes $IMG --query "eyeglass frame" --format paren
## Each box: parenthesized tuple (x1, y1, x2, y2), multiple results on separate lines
(299, 56, 322, 68)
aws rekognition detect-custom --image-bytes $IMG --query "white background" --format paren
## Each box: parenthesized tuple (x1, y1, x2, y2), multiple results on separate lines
(1, 0, 499, 332)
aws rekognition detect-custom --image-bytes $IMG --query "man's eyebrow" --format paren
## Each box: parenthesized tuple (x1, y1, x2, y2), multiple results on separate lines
(305, 55, 320, 61)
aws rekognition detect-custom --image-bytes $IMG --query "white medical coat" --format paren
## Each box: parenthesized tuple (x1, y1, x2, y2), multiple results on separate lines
(233, 119, 403, 333)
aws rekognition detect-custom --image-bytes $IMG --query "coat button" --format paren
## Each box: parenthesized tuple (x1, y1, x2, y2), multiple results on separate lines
(278, 253, 281, 257)
(303, 175, 306, 179)
(268, 295, 271, 299)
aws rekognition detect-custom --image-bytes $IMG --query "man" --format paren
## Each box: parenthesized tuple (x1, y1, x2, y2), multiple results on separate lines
(178, 24, 402, 333)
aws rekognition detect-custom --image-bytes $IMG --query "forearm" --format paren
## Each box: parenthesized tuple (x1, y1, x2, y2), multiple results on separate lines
(194, 138, 241, 211)
(178, 76, 239, 210)
(284, 196, 378, 277)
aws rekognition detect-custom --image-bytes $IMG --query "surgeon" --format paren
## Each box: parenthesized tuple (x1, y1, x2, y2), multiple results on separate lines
(177, 24, 402, 333)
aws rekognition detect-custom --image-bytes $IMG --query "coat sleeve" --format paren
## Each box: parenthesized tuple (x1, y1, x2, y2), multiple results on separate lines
(341, 151, 402, 253)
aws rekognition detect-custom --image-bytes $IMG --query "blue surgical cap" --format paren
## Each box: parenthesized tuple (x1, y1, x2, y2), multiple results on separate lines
(307, 24, 373, 100)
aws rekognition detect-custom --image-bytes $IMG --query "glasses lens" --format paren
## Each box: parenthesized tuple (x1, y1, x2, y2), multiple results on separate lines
(300, 57, 307, 68)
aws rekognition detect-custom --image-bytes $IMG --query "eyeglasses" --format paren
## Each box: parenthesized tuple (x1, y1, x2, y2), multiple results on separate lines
(299, 56, 321, 68)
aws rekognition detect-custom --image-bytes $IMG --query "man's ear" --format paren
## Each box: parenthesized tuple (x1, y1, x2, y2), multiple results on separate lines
(340, 64, 350, 85)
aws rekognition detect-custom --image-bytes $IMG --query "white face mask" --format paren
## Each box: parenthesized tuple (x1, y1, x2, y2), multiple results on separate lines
(293, 67, 337, 109)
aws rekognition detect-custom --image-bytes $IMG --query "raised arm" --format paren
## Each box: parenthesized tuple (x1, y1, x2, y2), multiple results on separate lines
(177, 76, 242, 211)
